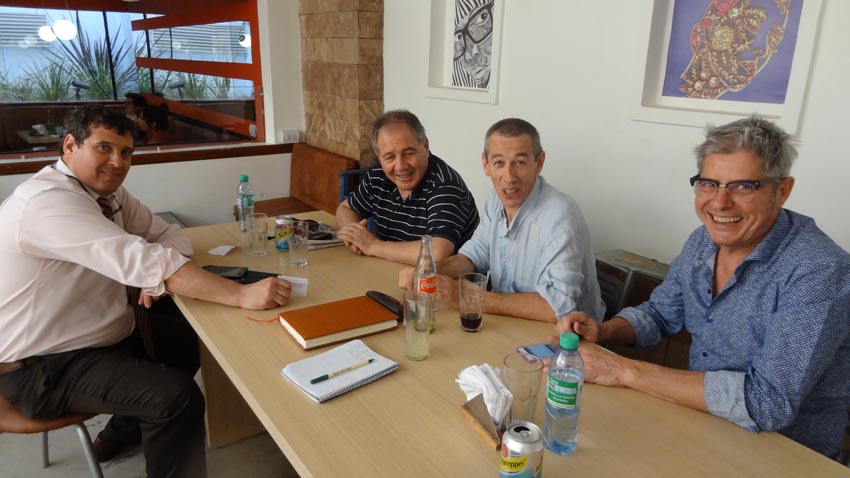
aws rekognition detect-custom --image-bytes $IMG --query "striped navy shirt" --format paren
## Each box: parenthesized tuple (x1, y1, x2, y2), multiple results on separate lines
(347, 153, 479, 248)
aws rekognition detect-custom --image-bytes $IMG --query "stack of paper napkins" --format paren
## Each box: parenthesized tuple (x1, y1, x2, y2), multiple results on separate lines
(456, 364, 513, 428)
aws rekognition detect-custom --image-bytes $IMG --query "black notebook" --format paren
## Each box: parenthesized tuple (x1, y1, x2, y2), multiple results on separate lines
(239, 270, 277, 284)
(203, 265, 276, 284)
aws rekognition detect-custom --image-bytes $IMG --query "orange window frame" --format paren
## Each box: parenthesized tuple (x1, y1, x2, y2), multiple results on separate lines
(131, 2, 264, 142)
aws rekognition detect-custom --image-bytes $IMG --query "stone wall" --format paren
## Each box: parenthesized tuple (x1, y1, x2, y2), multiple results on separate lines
(300, 0, 383, 167)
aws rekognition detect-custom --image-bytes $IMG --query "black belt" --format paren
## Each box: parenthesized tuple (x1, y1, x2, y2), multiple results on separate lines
(0, 356, 42, 375)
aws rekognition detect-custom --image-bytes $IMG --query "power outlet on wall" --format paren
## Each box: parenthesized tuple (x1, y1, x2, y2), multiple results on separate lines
(278, 130, 300, 144)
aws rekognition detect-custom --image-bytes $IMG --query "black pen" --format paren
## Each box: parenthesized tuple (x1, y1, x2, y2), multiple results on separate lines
(310, 358, 374, 384)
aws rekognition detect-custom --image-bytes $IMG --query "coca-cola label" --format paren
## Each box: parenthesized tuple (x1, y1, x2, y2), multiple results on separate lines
(418, 276, 436, 294)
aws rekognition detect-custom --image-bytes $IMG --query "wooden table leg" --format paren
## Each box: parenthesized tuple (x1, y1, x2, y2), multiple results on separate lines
(199, 343, 265, 448)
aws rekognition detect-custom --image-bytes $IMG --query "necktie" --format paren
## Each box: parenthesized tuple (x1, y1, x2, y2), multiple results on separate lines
(97, 195, 118, 220)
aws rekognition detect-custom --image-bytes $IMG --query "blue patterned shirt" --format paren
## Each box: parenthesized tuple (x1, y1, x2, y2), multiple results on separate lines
(458, 176, 605, 320)
(619, 209, 850, 458)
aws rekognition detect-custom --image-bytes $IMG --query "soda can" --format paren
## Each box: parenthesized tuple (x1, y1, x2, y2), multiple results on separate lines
(499, 421, 543, 478)
(274, 216, 294, 251)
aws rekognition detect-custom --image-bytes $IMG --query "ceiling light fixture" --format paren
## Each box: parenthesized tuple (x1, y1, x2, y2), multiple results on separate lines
(238, 33, 251, 48)
(52, 18, 77, 41)
(38, 25, 57, 42)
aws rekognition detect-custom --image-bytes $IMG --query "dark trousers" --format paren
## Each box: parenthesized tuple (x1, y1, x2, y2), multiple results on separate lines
(0, 297, 206, 478)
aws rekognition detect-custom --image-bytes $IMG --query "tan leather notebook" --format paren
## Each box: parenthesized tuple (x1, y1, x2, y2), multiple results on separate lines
(279, 296, 399, 350)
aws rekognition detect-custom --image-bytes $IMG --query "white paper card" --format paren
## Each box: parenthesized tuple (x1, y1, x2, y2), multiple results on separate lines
(208, 245, 235, 256)
(278, 275, 308, 296)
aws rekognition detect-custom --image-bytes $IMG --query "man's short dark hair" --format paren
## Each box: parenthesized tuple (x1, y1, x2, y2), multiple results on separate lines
(371, 110, 427, 154)
(483, 118, 543, 159)
(124, 92, 147, 108)
(140, 104, 170, 131)
(61, 104, 135, 154)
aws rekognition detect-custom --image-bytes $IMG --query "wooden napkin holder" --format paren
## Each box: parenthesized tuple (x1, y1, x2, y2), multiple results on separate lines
(460, 393, 504, 450)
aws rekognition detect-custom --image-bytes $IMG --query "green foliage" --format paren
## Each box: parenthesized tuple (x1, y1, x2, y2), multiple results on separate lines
(0, 73, 34, 102)
(210, 75, 233, 99)
(3, 15, 246, 106)
(137, 68, 176, 97)
(133, 43, 172, 95)
(48, 17, 135, 100)
(24, 60, 72, 101)
(136, 68, 151, 93)
(174, 71, 210, 100)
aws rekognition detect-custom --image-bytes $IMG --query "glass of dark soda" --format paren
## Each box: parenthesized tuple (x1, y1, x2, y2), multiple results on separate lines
(459, 272, 487, 332)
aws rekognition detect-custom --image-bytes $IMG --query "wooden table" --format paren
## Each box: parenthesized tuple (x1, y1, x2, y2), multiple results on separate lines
(174, 212, 849, 478)
(17, 130, 62, 145)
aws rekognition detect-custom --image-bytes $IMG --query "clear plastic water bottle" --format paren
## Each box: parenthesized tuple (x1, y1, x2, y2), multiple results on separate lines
(236, 174, 255, 232)
(412, 235, 437, 333)
(544, 332, 584, 455)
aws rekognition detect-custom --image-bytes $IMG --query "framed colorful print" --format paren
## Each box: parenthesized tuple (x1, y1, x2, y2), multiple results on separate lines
(632, 0, 823, 133)
(426, 0, 504, 104)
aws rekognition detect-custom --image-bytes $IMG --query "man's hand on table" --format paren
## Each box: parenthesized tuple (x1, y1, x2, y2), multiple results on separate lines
(239, 277, 292, 310)
(434, 274, 460, 309)
(556, 311, 603, 343)
(337, 219, 377, 256)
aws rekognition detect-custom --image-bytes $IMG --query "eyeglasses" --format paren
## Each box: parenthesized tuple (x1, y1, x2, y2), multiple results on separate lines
(453, 2, 494, 60)
(689, 175, 783, 203)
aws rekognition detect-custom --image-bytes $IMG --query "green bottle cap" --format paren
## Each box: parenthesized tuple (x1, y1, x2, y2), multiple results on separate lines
(560, 332, 579, 350)
(239, 174, 249, 182)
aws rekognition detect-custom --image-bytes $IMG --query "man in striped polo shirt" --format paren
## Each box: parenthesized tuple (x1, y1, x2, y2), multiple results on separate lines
(335, 110, 480, 265)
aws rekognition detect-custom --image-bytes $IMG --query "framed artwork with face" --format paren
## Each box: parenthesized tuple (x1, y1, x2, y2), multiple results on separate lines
(426, 0, 503, 104)
(631, 0, 823, 133)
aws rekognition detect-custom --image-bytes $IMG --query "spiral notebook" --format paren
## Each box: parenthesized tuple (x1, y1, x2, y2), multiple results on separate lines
(280, 340, 398, 403)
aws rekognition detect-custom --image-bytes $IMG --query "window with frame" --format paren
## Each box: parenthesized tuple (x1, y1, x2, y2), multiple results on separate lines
(0, 0, 262, 160)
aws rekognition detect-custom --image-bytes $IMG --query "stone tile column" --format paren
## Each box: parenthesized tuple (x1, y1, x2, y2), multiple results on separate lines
(300, 0, 383, 167)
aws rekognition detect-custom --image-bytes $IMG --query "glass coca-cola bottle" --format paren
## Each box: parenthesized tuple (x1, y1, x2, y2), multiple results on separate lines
(413, 235, 437, 333)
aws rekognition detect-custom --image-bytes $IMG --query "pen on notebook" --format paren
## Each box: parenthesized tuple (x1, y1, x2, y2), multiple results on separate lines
(310, 359, 374, 384)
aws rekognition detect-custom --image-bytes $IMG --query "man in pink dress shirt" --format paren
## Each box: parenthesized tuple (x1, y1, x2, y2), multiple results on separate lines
(0, 104, 291, 477)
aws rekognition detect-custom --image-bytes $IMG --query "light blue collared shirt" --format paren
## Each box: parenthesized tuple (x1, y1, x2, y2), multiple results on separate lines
(458, 176, 605, 320)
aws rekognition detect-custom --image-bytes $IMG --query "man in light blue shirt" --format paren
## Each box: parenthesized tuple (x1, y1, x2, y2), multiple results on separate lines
(558, 115, 850, 459)
(402, 118, 604, 322)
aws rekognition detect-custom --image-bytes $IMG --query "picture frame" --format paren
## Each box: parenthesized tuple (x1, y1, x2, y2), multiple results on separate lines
(631, 0, 823, 133)
(426, 0, 504, 104)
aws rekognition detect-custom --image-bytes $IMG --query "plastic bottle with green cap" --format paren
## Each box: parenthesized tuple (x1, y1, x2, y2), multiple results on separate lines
(236, 174, 255, 233)
(543, 332, 585, 454)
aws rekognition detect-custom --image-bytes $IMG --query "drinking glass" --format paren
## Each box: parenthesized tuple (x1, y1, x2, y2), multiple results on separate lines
(248, 213, 268, 257)
(502, 352, 543, 424)
(459, 272, 487, 332)
(403, 291, 430, 361)
(289, 220, 309, 266)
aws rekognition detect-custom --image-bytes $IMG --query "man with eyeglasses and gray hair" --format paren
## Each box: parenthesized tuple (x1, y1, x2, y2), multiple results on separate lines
(557, 115, 850, 460)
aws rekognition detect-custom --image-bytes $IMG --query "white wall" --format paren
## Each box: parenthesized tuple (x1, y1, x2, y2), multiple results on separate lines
(0, 0, 305, 227)
(384, 0, 850, 263)
(4, 0, 847, 253)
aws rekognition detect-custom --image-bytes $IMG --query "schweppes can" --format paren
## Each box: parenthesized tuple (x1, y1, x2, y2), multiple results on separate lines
(274, 216, 294, 251)
(499, 421, 543, 478)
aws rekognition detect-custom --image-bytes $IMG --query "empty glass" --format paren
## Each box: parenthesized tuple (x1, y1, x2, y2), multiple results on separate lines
(502, 352, 543, 424)
(247, 213, 268, 257)
(289, 220, 309, 266)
